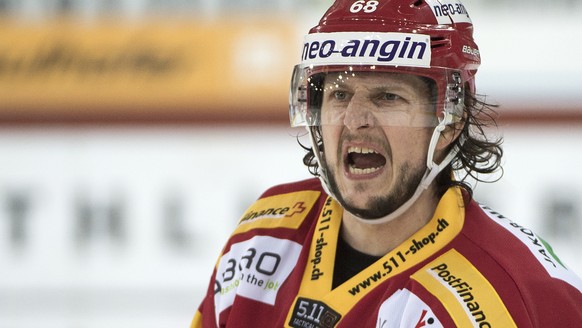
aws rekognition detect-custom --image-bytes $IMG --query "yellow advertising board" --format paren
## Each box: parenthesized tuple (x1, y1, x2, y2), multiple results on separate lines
(0, 18, 302, 122)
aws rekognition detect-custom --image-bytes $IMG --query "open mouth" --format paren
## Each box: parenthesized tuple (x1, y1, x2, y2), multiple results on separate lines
(346, 146, 387, 175)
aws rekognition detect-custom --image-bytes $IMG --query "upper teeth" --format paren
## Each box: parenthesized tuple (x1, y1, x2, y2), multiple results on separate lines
(347, 146, 383, 175)
(348, 146, 378, 154)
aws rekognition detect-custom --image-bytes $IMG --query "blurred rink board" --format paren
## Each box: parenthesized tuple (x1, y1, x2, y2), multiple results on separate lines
(0, 17, 301, 122)
(0, 125, 312, 328)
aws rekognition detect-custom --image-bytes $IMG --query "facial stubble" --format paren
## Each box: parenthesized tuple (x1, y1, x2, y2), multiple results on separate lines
(326, 160, 426, 220)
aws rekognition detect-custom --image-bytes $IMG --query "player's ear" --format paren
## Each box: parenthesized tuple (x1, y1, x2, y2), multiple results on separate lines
(436, 121, 464, 152)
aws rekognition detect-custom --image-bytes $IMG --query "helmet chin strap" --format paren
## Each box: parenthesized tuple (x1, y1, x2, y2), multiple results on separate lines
(307, 126, 336, 199)
(309, 119, 459, 225)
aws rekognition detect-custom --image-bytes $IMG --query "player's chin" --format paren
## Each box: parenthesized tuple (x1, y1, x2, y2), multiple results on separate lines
(341, 196, 393, 220)
(341, 189, 387, 212)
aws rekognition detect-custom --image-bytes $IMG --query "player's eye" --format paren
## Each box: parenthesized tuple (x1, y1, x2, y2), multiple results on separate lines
(332, 91, 349, 101)
(380, 93, 401, 101)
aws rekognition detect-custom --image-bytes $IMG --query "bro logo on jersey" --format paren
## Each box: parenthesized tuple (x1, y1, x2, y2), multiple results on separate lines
(377, 289, 443, 328)
(214, 236, 302, 323)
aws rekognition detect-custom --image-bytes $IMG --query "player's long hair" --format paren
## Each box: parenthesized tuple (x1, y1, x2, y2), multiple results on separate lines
(298, 90, 504, 198)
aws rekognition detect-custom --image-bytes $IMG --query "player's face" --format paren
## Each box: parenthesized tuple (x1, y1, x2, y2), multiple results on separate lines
(320, 72, 435, 219)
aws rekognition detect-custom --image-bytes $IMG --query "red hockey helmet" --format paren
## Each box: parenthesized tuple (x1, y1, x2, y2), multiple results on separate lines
(290, 0, 481, 128)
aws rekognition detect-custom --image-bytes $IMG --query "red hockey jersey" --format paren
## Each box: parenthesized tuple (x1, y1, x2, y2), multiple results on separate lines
(192, 178, 582, 327)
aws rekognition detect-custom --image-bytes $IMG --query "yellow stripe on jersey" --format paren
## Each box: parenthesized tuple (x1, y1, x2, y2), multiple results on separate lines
(412, 249, 517, 328)
(329, 187, 465, 314)
(190, 311, 202, 328)
(285, 187, 467, 327)
(233, 190, 321, 236)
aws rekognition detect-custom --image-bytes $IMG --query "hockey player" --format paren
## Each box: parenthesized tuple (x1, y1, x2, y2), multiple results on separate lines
(192, 0, 582, 327)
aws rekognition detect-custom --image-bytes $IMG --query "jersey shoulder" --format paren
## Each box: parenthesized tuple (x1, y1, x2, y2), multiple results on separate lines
(466, 201, 582, 290)
(462, 201, 582, 322)
(258, 177, 325, 198)
(232, 178, 325, 236)
(410, 198, 582, 327)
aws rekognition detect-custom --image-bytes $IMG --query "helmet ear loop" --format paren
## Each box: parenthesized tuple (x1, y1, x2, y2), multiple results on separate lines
(421, 111, 464, 191)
